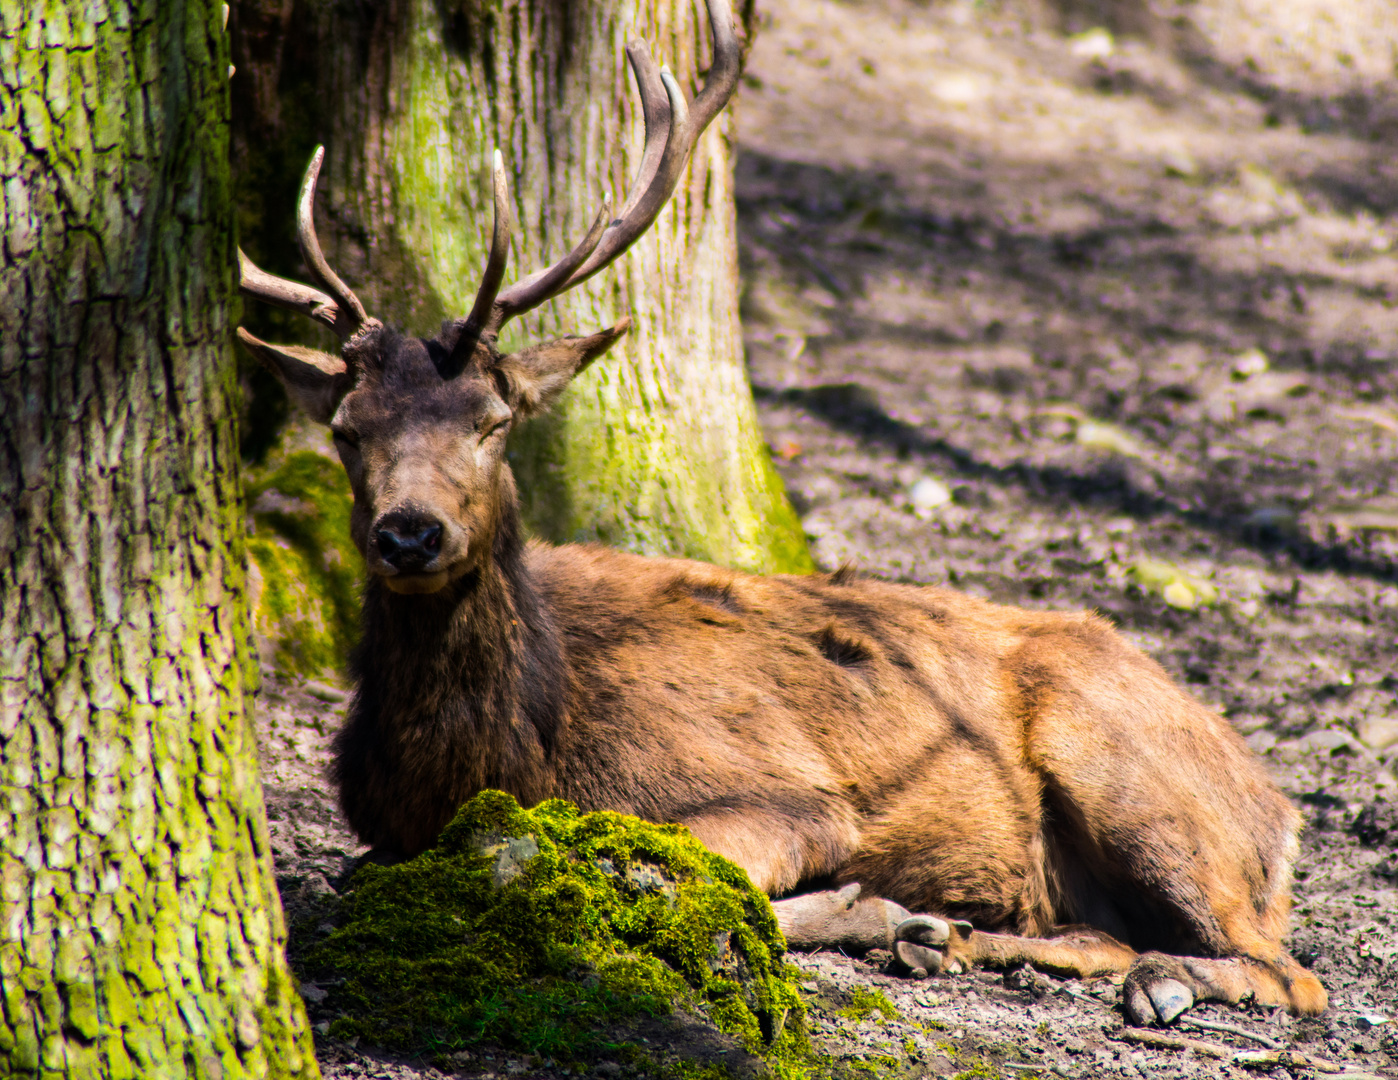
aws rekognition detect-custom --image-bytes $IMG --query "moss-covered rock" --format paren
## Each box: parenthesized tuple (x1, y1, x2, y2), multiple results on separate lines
(300, 792, 812, 1074)
(246, 444, 361, 675)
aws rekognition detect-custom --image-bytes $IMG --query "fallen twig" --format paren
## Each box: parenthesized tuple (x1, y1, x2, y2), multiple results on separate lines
(1058, 984, 1110, 1007)
(1110, 1030, 1383, 1077)
(1178, 1016, 1282, 1049)
(1109, 1028, 1230, 1058)
(1231, 1049, 1383, 1077)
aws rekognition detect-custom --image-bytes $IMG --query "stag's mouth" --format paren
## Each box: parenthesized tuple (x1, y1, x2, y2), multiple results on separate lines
(382, 569, 451, 595)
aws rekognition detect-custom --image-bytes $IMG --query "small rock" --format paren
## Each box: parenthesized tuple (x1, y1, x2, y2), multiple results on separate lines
(299, 982, 328, 1004)
(1128, 560, 1218, 608)
(1232, 348, 1270, 379)
(624, 860, 676, 896)
(1068, 27, 1114, 59)
(303, 680, 348, 703)
(1357, 717, 1398, 751)
(910, 477, 952, 512)
(474, 833, 541, 888)
(1356, 1014, 1389, 1030)
(1162, 580, 1197, 610)
(1245, 729, 1278, 754)
(1298, 729, 1360, 756)
(595, 1063, 622, 1078)
(1075, 421, 1142, 457)
(1162, 148, 1198, 178)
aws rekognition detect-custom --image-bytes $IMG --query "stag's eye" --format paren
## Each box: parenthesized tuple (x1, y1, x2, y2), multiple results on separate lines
(332, 429, 360, 451)
(478, 418, 510, 441)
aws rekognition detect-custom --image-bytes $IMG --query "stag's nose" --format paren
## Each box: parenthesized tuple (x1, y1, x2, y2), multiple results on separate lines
(373, 514, 444, 571)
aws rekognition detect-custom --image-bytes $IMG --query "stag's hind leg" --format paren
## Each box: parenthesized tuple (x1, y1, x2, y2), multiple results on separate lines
(1121, 952, 1328, 1025)
(1017, 615, 1326, 1019)
(774, 887, 1323, 1027)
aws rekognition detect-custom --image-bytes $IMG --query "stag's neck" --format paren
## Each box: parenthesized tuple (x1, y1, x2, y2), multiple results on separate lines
(337, 497, 568, 852)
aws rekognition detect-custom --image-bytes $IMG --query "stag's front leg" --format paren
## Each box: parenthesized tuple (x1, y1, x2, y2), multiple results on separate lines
(775, 886, 1145, 990)
(772, 883, 969, 976)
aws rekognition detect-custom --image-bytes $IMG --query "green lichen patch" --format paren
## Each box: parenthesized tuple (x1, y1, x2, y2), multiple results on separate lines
(246, 449, 361, 675)
(301, 792, 811, 1074)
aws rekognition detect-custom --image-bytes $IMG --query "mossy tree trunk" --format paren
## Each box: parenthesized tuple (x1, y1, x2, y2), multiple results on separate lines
(231, 0, 812, 575)
(0, 3, 316, 1077)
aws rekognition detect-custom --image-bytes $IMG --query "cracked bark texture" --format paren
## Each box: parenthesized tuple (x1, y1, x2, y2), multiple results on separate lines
(0, 2, 317, 1077)
(231, 0, 812, 574)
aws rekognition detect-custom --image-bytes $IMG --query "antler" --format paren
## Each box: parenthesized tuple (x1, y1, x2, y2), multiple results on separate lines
(237, 146, 377, 341)
(452, 0, 740, 358)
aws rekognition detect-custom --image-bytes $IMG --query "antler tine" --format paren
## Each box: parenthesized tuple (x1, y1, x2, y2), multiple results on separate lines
(487, 40, 672, 327)
(237, 248, 345, 334)
(485, 0, 738, 327)
(560, 0, 739, 286)
(296, 146, 371, 335)
(616, 39, 675, 219)
(466, 151, 514, 334)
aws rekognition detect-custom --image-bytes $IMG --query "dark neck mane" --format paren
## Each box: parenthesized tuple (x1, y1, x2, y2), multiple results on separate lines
(332, 482, 568, 854)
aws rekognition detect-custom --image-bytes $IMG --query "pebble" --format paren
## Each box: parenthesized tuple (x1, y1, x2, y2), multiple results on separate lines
(304, 680, 349, 703)
(1068, 27, 1114, 59)
(1357, 718, 1398, 751)
(1075, 421, 1142, 457)
(1232, 348, 1270, 378)
(910, 477, 952, 511)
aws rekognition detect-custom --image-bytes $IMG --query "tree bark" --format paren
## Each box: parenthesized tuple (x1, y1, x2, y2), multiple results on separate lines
(0, 3, 316, 1077)
(231, 0, 812, 575)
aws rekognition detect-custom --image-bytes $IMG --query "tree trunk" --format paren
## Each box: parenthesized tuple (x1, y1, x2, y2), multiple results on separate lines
(232, 0, 812, 575)
(0, 3, 316, 1077)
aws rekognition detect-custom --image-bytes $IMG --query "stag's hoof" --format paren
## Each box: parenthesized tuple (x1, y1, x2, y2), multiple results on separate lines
(889, 915, 972, 978)
(1123, 954, 1197, 1025)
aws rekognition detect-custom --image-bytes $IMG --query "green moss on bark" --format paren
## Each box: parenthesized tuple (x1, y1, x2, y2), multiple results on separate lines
(0, 0, 317, 1075)
(246, 447, 361, 676)
(303, 792, 812, 1074)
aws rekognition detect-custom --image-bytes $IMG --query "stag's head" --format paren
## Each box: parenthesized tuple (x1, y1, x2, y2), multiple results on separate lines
(237, 0, 738, 594)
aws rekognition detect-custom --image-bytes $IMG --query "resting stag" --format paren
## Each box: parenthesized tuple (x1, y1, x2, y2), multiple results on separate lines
(236, 0, 1326, 1029)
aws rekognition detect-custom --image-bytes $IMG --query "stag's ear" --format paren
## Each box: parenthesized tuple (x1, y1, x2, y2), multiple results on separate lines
(237, 327, 352, 424)
(492, 318, 630, 418)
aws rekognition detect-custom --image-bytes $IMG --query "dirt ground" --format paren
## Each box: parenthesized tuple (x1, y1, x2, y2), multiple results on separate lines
(256, 0, 1398, 1076)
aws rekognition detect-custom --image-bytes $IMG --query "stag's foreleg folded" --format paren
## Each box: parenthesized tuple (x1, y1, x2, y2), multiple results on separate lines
(773, 883, 950, 963)
(773, 884, 1133, 979)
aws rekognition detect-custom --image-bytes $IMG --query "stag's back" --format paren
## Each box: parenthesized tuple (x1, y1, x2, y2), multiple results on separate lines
(528, 542, 1289, 928)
